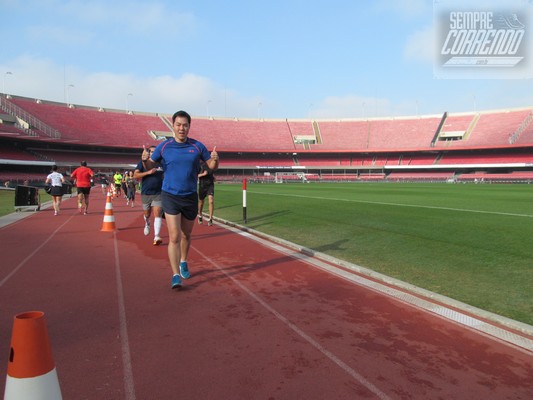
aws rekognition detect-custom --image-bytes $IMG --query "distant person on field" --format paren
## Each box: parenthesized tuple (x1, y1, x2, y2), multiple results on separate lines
(143, 110, 219, 289)
(125, 170, 137, 207)
(100, 175, 109, 194)
(113, 171, 123, 197)
(45, 165, 65, 216)
(134, 145, 164, 246)
(197, 161, 216, 226)
(70, 161, 94, 214)
(121, 171, 128, 198)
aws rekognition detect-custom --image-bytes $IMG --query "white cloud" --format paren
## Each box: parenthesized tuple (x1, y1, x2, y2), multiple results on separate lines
(311, 95, 392, 119)
(27, 25, 94, 46)
(59, 0, 196, 35)
(374, 0, 428, 18)
(0, 56, 263, 118)
(15, 0, 196, 47)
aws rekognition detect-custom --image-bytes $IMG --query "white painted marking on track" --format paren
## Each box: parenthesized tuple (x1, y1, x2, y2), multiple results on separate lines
(220, 224, 533, 352)
(193, 246, 392, 400)
(113, 231, 136, 400)
(0, 216, 73, 288)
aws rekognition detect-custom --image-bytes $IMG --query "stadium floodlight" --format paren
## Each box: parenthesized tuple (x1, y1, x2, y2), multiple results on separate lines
(67, 84, 74, 106)
(3, 71, 13, 94)
(127, 93, 133, 113)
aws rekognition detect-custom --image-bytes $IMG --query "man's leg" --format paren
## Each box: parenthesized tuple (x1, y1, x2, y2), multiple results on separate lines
(198, 198, 204, 215)
(197, 197, 204, 224)
(165, 213, 181, 276)
(180, 216, 195, 262)
(153, 206, 163, 241)
(208, 194, 214, 220)
(143, 207, 151, 235)
(77, 192, 84, 212)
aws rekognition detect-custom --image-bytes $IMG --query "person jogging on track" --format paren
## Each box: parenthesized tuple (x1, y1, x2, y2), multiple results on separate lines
(70, 161, 94, 215)
(134, 145, 165, 246)
(143, 110, 219, 289)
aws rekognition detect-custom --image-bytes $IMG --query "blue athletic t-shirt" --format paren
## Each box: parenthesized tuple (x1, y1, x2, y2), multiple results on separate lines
(135, 161, 164, 195)
(150, 137, 211, 196)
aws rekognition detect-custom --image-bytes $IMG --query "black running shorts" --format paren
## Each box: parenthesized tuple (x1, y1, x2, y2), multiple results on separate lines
(161, 191, 198, 220)
(77, 187, 91, 195)
(198, 183, 214, 200)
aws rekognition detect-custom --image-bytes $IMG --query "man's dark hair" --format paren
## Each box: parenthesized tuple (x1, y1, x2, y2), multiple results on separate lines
(52, 165, 58, 171)
(81, 161, 87, 167)
(172, 110, 191, 124)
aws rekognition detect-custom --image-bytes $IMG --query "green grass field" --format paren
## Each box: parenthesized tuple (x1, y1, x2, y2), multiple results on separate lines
(213, 182, 533, 326)
(1, 183, 532, 325)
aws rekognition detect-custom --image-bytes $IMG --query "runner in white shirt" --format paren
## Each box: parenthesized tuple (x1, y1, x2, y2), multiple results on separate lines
(45, 165, 65, 215)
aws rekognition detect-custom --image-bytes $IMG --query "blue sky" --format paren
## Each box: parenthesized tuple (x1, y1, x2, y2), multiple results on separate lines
(1, 0, 532, 119)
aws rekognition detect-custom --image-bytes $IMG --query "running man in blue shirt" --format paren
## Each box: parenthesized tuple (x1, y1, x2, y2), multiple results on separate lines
(143, 110, 219, 289)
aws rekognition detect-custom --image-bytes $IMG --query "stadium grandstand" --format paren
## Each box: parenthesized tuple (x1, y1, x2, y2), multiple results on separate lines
(1, 93, 533, 186)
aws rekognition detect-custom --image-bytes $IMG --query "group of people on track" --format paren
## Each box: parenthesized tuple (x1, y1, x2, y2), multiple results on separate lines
(44, 110, 219, 290)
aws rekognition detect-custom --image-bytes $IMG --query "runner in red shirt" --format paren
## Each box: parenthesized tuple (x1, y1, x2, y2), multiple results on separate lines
(70, 161, 94, 214)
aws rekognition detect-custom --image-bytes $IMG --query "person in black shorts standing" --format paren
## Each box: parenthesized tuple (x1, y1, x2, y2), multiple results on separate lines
(197, 161, 215, 226)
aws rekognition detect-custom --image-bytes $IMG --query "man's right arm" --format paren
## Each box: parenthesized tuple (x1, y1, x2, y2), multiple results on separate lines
(141, 147, 156, 170)
(134, 168, 155, 180)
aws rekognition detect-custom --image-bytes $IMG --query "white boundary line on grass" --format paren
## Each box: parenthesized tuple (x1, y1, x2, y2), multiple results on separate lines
(216, 218, 533, 353)
(249, 190, 533, 218)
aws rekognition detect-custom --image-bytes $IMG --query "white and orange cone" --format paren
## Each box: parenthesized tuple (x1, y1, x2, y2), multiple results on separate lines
(101, 192, 116, 232)
(4, 311, 62, 400)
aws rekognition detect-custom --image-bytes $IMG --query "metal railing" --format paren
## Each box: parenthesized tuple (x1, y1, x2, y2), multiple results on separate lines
(0, 95, 61, 139)
(509, 111, 533, 144)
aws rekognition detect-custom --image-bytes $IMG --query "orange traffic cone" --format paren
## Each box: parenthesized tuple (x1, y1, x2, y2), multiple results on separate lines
(101, 192, 116, 232)
(4, 311, 62, 400)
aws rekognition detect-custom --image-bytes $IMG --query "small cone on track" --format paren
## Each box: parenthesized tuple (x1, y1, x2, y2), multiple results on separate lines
(4, 311, 62, 400)
(101, 192, 116, 232)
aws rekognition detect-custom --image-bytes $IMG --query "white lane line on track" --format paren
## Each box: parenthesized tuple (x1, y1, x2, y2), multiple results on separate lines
(194, 246, 391, 400)
(113, 230, 136, 400)
(249, 190, 533, 218)
(0, 216, 73, 288)
(228, 227, 533, 353)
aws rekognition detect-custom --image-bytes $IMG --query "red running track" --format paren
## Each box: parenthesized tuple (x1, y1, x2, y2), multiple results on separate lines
(0, 191, 532, 399)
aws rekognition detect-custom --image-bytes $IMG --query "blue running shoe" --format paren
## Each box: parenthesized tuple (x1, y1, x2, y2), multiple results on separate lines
(171, 274, 182, 289)
(179, 261, 190, 279)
